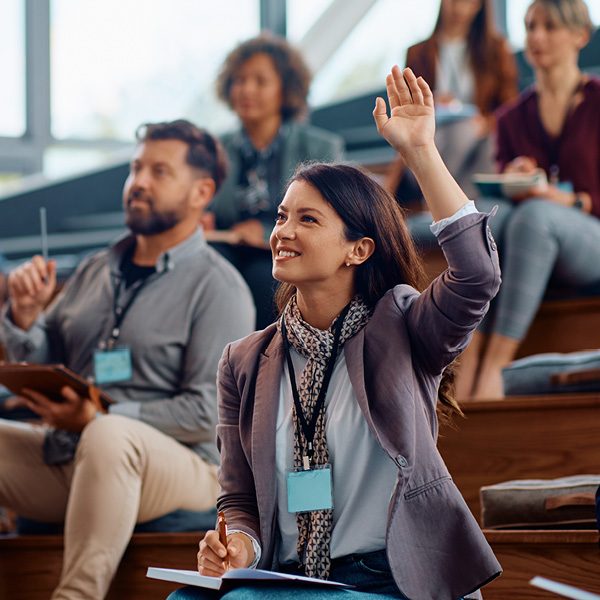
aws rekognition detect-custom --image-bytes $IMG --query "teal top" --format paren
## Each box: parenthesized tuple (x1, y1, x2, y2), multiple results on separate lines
(209, 120, 344, 239)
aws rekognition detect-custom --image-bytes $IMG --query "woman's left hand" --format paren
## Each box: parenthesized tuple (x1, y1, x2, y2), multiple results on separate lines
(373, 66, 435, 158)
(519, 185, 587, 211)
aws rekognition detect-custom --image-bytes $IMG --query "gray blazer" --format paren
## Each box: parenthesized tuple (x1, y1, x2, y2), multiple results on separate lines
(216, 212, 503, 600)
(209, 120, 344, 231)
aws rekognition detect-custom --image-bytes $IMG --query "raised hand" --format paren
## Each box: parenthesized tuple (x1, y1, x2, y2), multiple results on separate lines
(373, 66, 435, 159)
(374, 66, 470, 221)
(8, 255, 57, 331)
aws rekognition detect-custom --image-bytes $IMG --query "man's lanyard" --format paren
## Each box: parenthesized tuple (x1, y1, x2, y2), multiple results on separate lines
(281, 303, 350, 470)
(107, 276, 152, 349)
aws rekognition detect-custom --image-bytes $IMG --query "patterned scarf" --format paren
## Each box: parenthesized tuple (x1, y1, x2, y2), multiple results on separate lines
(279, 294, 372, 579)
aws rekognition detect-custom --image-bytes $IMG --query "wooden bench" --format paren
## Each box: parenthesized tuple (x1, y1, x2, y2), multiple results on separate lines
(0, 532, 203, 599)
(437, 393, 600, 522)
(482, 529, 600, 599)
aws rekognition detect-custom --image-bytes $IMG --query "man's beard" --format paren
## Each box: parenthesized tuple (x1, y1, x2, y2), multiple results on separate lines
(125, 191, 186, 235)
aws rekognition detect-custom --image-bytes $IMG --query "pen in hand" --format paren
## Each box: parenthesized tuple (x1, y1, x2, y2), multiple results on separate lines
(40, 207, 50, 283)
(40, 207, 48, 263)
(217, 510, 229, 571)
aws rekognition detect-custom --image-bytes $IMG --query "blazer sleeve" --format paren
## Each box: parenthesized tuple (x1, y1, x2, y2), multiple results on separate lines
(215, 343, 262, 545)
(398, 211, 501, 375)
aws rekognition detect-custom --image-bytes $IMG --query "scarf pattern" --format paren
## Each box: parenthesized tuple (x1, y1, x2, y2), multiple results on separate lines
(279, 294, 372, 579)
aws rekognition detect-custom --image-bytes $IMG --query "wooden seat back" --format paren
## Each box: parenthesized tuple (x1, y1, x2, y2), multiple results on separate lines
(0, 531, 203, 600)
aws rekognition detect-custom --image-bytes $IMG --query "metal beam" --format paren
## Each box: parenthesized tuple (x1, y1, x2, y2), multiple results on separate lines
(24, 0, 51, 170)
(297, 0, 378, 74)
(494, 0, 508, 36)
(260, 0, 286, 36)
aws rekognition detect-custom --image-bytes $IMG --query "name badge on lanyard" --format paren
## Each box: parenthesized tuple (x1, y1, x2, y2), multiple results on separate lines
(286, 464, 333, 513)
(281, 303, 351, 515)
(92, 275, 148, 385)
(93, 346, 132, 384)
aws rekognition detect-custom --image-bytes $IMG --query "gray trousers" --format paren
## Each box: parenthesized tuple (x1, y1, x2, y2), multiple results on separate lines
(476, 197, 600, 340)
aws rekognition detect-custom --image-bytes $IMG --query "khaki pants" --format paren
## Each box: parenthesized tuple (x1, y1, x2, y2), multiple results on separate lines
(0, 415, 219, 600)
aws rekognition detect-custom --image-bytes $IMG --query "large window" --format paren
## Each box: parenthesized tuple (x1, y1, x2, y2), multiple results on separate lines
(0, 0, 26, 137)
(50, 0, 260, 141)
(286, 0, 334, 42)
(289, 0, 441, 106)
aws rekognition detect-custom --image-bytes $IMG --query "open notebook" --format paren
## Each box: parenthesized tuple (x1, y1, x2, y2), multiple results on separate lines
(530, 577, 600, 599)
(147, 567, 352, 591)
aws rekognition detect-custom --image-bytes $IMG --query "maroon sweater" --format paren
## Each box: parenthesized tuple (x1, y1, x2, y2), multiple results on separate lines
(495, 77, 600, 217)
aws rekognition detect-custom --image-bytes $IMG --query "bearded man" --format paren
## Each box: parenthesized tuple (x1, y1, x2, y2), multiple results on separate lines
(0, 120, 254, 600)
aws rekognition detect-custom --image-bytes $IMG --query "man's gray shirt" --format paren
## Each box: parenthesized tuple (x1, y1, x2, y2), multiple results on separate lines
(1, 228, 255, 465)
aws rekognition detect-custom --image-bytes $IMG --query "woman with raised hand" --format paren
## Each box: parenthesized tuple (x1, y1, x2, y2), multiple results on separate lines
(456, 0, 600, 400)
(205, 33, 344, 330)
(168, 67, 501, 600)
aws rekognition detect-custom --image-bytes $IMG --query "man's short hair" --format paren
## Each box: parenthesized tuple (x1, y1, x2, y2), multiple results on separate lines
(135, 119, 229, 193)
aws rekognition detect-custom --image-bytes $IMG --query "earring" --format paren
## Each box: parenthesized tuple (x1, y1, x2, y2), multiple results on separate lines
(346, 261, 350, 267)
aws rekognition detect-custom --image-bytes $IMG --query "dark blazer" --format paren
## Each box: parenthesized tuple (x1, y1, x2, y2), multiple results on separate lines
(406, 35, 518, 117)
(216, 212, 502, 600)
(209, 120, 344, 231)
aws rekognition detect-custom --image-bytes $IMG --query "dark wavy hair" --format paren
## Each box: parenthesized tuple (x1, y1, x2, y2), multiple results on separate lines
(275, 163, 462, 423)
(136, 119, 229, 193)
(216, 33, 311, 121)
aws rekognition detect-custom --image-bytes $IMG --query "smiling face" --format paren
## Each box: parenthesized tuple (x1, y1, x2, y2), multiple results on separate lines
(270, 180, 362, 297)
(524, 2, 587, 70)
(229, 52, 284, 125)
(123, 139, 201, 236)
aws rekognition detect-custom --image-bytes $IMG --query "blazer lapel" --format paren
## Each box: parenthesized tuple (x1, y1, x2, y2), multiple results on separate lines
(345, 330, 401, 460)
(345, 331, 370, 421)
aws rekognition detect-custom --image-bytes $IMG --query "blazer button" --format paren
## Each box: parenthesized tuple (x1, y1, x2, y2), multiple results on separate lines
(487, 227, 497, 251)
(396, 455, 408, 468)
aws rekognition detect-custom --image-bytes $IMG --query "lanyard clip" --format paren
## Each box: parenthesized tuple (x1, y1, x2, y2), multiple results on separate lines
(302, 455, 311, 470)
(107, 329, 119, 350)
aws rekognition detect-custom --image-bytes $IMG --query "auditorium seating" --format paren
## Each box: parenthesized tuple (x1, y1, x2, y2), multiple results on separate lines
(438, 393, 600, 523)
(0, 531, 201, 599)
(483, 529, 600, 599)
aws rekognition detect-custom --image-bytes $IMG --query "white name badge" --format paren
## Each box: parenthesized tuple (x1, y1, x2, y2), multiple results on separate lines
(93, 347, 132, 384)
(286, 464, 333, 513)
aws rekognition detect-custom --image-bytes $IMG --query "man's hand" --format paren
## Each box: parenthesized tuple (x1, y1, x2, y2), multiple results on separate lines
(20, 385, 97, 431)
(8, 256, 57, 331)
(197, 530, 255, 576)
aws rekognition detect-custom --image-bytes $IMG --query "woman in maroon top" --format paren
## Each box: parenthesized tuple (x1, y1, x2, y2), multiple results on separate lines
(456, 0, 600, 400)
